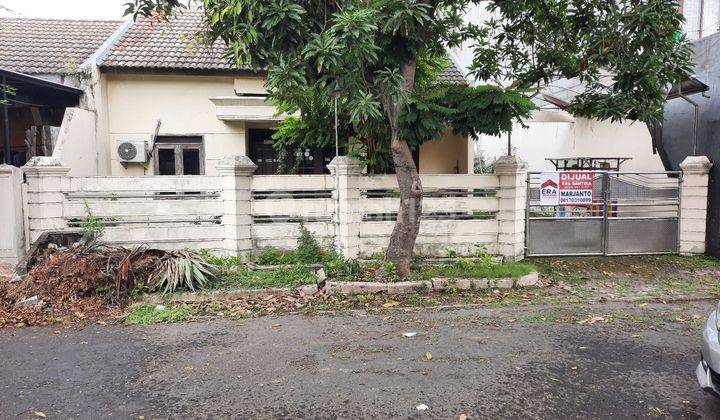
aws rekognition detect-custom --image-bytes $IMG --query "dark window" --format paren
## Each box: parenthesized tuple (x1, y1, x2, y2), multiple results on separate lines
(158, 148, 176, 175)
(154, 136, 204, 175)
(249, 129, 341, 175)
(182, 148, 200, 175)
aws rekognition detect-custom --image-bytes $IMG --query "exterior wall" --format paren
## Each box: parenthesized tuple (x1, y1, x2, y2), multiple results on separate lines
(478, 117, 665, 172)
(51, 108, 97, 176)
(419, 130, 470, 174)
(100, 73, 471, 176)
(0, 165, 25, 263)
(682, 0, 720, 40)
(102, 74, 248, 176)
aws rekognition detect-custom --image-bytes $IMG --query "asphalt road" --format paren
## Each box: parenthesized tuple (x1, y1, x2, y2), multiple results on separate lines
(2, 301, 720, 419)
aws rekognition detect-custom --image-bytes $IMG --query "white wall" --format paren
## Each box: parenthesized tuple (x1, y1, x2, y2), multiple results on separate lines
(0, 165, 25, 263)
(100, 72, 471, 176)
(101, 74, 248, 176)
(478, 117, 665, 172)
(52, 108, 98, 176)
(683, 0, 720, 40)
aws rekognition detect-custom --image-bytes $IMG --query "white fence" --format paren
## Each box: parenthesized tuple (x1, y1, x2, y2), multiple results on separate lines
(355, 174, 500, 256)
(4, 154, 708, 264)
(16, 155, 526, 261)
(0, 166, 25, 263)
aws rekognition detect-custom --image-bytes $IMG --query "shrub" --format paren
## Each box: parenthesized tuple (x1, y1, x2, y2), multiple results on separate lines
(323, 256, 361, 280)
(254, 224, 327, 265)
(81, 201, 105, 244)
(150, 250, 218, 294)
(294, 223, 323, 264)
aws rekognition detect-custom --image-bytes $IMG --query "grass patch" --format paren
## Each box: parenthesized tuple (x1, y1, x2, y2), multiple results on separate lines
(220, 265, 318, 290)
(414, 260, 536, 281)
(126, 304, 195, 324)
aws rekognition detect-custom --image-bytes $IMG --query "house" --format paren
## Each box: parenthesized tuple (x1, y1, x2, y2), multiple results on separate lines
(450, 3, 710, 174)
(680, 0, 720, 40)
(0, 18, 121, 167)
(56, 11, 469, 178)
(653, 32, 719, 256)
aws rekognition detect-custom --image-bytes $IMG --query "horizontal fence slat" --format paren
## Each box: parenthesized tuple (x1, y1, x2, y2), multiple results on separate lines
(101, 225, 224, 243)
(359, 196, 498, 214)
(252, 199, 334, 217)
(63, 176, 222, 192)
(252, 175, 333, 191)
(356, 174, 500, 190)
(420, 174, 500, 189)
(63, 200, 222, 219)
(251, 222, 334, 239)
(360, 219, 499, 237)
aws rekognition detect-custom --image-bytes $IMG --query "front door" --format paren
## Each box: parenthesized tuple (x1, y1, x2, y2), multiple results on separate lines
(248, 129, 279, 175)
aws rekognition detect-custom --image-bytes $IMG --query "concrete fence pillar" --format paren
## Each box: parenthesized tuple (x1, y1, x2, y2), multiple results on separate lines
(328, 156, 364, 260)
(0, 165, 26, 263)
(22, 157, 71, 245)
(493, 155, 528, 262)
(679, 155, 712, 255)
(216, 155, 257, 258)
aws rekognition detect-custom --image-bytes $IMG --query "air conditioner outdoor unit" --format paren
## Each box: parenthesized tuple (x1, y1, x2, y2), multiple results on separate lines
(116, 140, 148, 163)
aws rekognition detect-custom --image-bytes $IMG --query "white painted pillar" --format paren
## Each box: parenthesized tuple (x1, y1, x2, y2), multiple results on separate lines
(216, 155, 256, 258)
(328, 156, 364, 260)
(493, 155, 528, 262)
(0, 165, 26, 263)
(679, 155, 712, 255)
(22, 157, 71, 245)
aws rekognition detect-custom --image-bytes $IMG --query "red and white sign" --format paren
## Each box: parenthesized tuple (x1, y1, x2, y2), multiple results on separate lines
(539, 172, 594, 205)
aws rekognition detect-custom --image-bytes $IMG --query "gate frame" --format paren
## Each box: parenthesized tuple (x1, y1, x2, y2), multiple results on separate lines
(525, 170, 683, 257)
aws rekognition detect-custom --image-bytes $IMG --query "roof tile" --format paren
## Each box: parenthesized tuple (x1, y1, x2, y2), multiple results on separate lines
(100, 10, 466, 84)
(0, 18, 121, 75)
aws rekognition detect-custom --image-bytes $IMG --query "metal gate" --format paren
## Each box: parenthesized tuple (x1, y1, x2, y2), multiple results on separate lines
(526, 171, 682, 256)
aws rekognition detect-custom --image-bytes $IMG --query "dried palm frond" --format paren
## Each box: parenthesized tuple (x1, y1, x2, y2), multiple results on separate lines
(149, 250, 218, 294)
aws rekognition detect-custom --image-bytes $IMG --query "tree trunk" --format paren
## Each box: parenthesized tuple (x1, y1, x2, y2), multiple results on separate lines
(385, 132, 423, 276)
(385, 61, 422, 277)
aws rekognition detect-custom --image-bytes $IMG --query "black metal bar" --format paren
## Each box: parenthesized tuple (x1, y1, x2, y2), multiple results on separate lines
(2, 75, 11, 165)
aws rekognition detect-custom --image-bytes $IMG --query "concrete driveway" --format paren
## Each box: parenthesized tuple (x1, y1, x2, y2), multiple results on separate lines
(1, 301, 719, 419)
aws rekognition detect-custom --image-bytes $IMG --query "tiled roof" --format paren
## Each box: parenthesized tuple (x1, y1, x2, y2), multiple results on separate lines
(100, 10, 468, 84)
(0, 18, 121, 75)
(438, 61, 467, 85)
(99, 11, 238, 71)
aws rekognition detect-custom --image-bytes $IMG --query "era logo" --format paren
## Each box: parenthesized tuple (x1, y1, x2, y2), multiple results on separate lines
(540, 179, 558, 196)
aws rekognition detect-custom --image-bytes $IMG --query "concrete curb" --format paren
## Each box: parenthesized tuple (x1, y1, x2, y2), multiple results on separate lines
(144, 272, 540, 303)
(144, 284, 320, 304)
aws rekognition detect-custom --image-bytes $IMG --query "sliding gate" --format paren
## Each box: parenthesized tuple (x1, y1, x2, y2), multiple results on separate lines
(526, 171, 681, 256)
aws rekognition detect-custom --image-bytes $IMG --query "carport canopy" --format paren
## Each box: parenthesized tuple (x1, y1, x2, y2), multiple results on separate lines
(1, 67, 82, 164)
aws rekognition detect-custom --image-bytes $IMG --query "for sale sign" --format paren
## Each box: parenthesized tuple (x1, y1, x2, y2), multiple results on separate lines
(538, 172, 594, 205)
(539, 172, 560, 205)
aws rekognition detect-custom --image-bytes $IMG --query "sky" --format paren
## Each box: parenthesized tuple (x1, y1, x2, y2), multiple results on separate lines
(0, 0, 128, 20)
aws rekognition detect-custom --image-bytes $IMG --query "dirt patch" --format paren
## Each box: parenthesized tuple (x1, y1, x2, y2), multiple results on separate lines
(531, 255, 720, 282)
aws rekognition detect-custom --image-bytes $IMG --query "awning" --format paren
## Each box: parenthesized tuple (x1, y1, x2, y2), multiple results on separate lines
(2, 67, 83, 165)
(1, 67, 82, 109)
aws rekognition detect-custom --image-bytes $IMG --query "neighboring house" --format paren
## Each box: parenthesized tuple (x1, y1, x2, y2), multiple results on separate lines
(90, 11, 472, 177)
(450, 3, 711, 173)
(681, 0, 720, 40)
(653, 32, 719, 255)
(0, 18, 121, 167)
